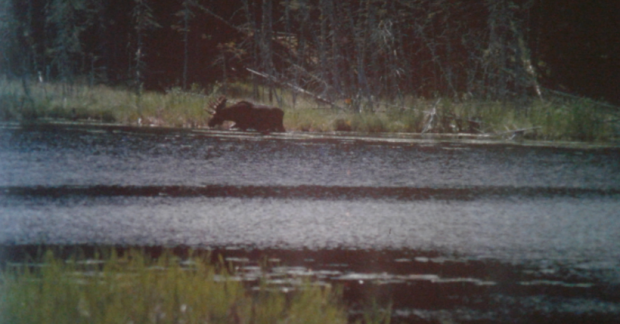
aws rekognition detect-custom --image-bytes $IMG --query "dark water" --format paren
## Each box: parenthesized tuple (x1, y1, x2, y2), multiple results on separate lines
(1, 124, 620, 323)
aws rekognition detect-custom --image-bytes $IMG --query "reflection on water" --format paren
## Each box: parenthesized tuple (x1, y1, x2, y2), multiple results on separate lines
(1, 124, 620, 323)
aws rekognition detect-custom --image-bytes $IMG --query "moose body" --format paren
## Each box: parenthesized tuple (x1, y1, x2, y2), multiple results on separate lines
(208, 96, 285, 132)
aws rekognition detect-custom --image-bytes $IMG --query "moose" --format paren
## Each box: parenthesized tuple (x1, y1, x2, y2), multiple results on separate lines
(207, 96, 285, 132)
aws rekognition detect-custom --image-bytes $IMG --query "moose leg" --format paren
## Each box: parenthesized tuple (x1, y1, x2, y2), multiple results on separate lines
(273, 110, 285, 132)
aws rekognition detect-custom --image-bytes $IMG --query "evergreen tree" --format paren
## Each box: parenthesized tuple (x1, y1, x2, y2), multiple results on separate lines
(173, 0, 195, 90)
(0, 0, 18, 76)
(46, 0, 88, 82)
(132, 0, 159, 94)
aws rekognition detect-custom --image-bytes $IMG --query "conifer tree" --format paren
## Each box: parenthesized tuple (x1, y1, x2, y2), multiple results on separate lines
(174, 0, 195, 90)
(46, 0, 88, 83)
(132, 0, 159, 94)
(0, 0, 18, 76)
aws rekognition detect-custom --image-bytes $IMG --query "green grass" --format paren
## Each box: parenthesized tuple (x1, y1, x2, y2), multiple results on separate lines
(0, 248, 388, 324)
(0, 78, 212, 128)
(1, 77, 617, 141)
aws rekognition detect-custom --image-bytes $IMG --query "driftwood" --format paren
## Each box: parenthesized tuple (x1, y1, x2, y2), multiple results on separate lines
(421, 99, 442, 133)
(494, 126, 541, 139)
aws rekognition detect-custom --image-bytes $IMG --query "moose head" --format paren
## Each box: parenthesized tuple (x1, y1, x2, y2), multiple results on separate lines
(207, 96, 285, 133)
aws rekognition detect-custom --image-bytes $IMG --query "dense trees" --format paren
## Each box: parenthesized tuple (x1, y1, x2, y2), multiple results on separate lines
(1, 0, 617, 105)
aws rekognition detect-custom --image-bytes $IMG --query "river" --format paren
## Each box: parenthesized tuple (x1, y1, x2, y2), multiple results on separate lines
(1, 123, 619, 323)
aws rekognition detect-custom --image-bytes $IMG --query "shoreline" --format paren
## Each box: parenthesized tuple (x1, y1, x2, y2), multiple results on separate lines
(3, 120, 619, 149)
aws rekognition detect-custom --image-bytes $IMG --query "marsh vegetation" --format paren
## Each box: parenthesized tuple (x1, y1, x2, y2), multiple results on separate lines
(0, 248, 390, 324)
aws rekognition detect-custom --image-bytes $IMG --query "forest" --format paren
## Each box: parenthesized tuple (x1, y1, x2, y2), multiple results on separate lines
(1, 0, 617, 104)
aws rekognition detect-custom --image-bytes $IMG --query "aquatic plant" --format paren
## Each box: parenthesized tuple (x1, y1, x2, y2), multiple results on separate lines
(0, 248, 359, 324)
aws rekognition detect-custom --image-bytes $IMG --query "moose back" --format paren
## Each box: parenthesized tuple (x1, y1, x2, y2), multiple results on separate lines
(208, 96, 285, 132)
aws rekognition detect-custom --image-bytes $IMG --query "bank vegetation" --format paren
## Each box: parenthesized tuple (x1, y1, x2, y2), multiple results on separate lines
(1, 78, 618, 142)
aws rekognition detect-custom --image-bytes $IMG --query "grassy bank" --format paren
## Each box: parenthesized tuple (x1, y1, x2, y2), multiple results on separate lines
(0, 78, 211, 128)
(0, 248, 389, 324)
(1, 78, 618, 142)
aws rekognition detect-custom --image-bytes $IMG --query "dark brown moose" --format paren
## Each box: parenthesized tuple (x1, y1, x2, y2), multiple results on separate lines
(207, 96, 285, 132)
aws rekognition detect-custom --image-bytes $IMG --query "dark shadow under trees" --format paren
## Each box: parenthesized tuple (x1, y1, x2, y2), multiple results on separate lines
(1, 0, 618, 106)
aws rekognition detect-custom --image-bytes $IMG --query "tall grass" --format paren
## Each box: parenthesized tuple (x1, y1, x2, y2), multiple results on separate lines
(0, 78, 213, 128)
(0, 249, 378, 324)
(1, 77, 617, 141)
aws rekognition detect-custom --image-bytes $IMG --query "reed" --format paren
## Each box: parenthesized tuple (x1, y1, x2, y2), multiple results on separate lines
(0, 248, 365, 324)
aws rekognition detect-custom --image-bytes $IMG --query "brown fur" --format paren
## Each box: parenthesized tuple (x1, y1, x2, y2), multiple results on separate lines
(208, 96, 285, 132)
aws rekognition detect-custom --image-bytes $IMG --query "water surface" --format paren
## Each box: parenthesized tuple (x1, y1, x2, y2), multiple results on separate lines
(1, 124, 619, 323)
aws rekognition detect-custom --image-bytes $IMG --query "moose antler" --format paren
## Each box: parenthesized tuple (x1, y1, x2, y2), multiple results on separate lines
(207, 95, 227, 114)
